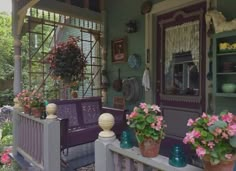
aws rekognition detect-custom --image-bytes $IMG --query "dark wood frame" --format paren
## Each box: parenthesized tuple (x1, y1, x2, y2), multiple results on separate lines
(111, 37, 127, 63)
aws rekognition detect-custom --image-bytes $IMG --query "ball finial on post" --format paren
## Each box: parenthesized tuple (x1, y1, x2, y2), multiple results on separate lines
(46, 103, 57, 119)
(98, 113, 115, 138)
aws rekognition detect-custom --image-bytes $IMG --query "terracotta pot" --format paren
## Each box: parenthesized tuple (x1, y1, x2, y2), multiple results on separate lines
(71, 91, 78, 98)
(31, 107, 43, 118)
(203, 157, 235, 171)
(138, 138, 161, 157)
(23, 106, 31, 114)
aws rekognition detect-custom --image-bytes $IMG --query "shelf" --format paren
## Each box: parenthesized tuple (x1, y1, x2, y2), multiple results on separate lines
(216, 52, 236, 56)
(215, 93, 236, 97)
(217, 72, 236, 75)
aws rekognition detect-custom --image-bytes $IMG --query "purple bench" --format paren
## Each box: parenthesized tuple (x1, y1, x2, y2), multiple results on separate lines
(51, 97, 127, 150)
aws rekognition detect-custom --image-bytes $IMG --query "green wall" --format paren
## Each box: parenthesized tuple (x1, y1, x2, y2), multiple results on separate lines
(105, 0, 160, 111)
(216, 1, 236, 113)
(105, 0, 236, 113)
(218, 0, 236, 20)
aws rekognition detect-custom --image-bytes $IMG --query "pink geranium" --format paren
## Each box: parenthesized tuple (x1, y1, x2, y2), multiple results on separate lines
(127, 102, 166, 143)
(183, 111, 236, 165)
(196, 146, 206, 158)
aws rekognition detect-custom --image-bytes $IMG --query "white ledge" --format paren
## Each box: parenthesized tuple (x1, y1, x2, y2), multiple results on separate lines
(109, 140, 203, 171)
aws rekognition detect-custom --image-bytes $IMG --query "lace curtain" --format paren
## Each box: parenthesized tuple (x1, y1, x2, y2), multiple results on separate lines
(164, 21, 199, 74)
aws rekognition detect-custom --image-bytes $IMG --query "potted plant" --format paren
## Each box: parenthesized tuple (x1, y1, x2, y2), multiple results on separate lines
(30, 90, 44, 118)
(183, 111, 236, 171)
(47, 36, 87, 85)
(126, 102, 166, 157)
(16, 90, 31, 114)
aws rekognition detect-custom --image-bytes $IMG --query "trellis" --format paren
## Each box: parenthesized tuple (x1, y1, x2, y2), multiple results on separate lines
(22, 7, 103, 99)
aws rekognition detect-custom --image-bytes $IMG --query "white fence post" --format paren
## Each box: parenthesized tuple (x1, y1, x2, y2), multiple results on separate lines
(95, 113, 116, 171)
(43, 103, 60, 171)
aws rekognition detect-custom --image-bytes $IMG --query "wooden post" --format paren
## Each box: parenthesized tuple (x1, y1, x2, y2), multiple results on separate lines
(43, 105, 60, 171)
(13, 36, 22, 95)
(95, 113, 116, 171)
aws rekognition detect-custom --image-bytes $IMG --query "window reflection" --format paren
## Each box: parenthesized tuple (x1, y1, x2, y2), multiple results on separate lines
(164, 52, 199, 96)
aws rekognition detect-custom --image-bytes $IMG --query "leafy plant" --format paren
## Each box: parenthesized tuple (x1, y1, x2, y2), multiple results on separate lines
(16, 89, 44, 108)
(183, 111, 236, 165)
(0, 121, 12, 141)
(47, 36, 87, 84)
(126, 103, 166, 143)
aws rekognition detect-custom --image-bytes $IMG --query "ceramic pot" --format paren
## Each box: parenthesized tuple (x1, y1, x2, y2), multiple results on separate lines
(71, 91, 78, 98)
(203, 155, 236, 171)
(23, 105, 31, 114)
(31, 107, 43, 118)
(138, 138, 161, 157)
(203, 159, 235, 171)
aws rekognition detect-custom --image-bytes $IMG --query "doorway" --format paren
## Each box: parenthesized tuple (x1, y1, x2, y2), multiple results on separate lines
(156, 2, 206, 139)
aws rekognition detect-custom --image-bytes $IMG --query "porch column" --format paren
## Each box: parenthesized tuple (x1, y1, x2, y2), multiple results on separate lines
(13, 36, 22, 95)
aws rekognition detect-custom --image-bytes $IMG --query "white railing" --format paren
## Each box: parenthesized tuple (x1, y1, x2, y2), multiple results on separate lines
(95, 113, 203, 171)
(12, 103, 60, 171)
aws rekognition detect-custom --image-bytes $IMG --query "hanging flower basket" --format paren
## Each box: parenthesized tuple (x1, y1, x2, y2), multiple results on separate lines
(47, 36, 87, 84)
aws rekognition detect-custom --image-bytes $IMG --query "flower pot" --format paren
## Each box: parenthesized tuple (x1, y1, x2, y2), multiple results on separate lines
(203, 156, 235, 171)
(71, 90, 78, 99)
(138, 138, 161, 157)
(23, 106, 31, 114)
(31, 107, 43, 118)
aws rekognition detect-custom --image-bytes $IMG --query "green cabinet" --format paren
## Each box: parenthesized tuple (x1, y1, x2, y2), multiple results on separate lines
(213, 31, 236, 97)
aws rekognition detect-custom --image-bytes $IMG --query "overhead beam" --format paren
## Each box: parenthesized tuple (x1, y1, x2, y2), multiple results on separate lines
(35, 0, 102, 23)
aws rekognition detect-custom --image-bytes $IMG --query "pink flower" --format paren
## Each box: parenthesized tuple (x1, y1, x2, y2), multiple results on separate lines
(192, 129, 201, 138)
(187, 119, 194, 126)
(201, 112, 208, 119)
(227, 124, 236, 136)
(222, 113, 233, 123)
(1, 153, 11, 165)
(208, 142, 215, 149)
(196, 146, 206, 158)
(151, 105, 161, 112)
(225, 154, 232, 160)
(207, 115, 219, 126)
(157, 116, 163, 122)
(139, 103, 147, 109)
(222, 132, 229, 139)
(133, 107, 139, 112)
(214, 128, 222, 135)
(144, 107, 149, 114)
(183, 130, 200, 144)
(129, 112, 138, 118)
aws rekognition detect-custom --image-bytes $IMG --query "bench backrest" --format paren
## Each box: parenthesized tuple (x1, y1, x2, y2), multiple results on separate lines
(51, 97, 102, 130)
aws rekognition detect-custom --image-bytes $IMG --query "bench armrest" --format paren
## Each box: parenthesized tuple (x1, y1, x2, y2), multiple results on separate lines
(58, 118, 69, 151)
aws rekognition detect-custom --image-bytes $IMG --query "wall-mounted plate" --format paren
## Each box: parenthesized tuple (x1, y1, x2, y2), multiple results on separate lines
(128, 54, 140, 69)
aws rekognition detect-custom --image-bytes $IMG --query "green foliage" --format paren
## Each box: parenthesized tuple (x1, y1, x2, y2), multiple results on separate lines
(184, 112, 236, 165)
(229, 136, 236, 148)
(1, 121, 12, 140)
(208, 120, 227, 133)
(0, 12, 14, 80)
(127, 103, 166, 143)
(0, 89, 14, 106)
(1, 135, 13, 146)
